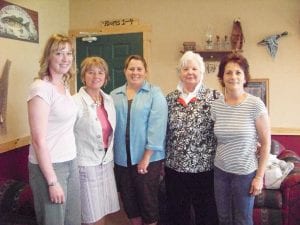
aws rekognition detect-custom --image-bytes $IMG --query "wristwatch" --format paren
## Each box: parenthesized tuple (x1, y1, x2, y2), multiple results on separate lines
(48, 181, 58, 187)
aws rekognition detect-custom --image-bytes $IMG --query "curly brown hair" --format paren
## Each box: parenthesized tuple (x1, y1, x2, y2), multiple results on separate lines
(217, 53, 250, 87)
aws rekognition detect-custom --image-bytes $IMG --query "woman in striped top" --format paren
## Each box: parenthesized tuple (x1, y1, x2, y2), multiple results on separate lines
(211, 53, 271, 225)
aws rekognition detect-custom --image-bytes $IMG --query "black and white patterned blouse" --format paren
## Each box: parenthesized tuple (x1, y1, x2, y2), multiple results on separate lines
(165, 85, 220, 173)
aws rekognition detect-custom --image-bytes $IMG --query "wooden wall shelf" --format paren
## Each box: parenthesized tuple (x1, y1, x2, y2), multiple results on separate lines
(181, 49, 243, 61)
(195, 50, 232, 61)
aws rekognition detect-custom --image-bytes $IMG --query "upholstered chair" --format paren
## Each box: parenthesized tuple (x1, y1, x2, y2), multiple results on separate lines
(253, 140, 300, 225)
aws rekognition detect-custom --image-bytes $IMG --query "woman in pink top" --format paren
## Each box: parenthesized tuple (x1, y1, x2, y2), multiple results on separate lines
(73, 57, 120, 225)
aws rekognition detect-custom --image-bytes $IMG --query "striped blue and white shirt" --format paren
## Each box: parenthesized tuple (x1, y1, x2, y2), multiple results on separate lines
(211, 94, 268, 175)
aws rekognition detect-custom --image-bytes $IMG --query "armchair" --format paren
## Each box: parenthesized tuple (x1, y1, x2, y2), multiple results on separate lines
(253, 139, 300, 225)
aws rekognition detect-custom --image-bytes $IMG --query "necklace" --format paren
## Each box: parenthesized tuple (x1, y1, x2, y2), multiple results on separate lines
(93, 95, 102, 107)
(95, 100, 101, 107)
(85, 88, 102, 107)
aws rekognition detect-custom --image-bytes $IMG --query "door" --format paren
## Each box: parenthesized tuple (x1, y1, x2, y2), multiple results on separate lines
(76, 32, 143, 93)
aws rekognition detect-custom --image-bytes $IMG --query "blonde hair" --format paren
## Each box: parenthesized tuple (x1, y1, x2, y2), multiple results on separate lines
(80, 56, 110, 86)
(38, 34, 75, 85)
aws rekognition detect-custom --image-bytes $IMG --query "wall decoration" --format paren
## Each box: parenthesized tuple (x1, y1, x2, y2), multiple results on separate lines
(257, 32, 288, 58)
(245, 78, 269, 111)
(0, 0, 38, 43)
(205, 61, 219, 75)
(230, 18, 244, 50)
(100, 18, 139, 27)
(0, 59, 11, 135)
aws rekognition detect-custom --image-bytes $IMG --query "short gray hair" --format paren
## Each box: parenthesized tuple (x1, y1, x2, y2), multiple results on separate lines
(177, 51, 205, 75)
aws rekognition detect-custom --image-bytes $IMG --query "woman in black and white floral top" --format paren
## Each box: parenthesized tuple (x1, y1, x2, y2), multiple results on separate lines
(165, 51, 220, 225)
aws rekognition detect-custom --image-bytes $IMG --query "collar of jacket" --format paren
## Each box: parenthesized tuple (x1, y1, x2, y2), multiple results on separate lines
(114, 81, 151, 95)
(78, 87, 109, 106)
(174, 84, 206, 99)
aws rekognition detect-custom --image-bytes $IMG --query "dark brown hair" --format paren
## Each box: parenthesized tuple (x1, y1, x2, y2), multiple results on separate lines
(124, 55, 148, 72)
(217, 53, 250, 87)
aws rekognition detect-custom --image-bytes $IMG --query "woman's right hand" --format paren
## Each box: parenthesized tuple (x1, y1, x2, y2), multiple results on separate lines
(49, 182, 65, 204)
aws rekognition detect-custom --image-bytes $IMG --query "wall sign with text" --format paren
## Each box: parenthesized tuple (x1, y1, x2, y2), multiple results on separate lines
(100, 18, 139, 27)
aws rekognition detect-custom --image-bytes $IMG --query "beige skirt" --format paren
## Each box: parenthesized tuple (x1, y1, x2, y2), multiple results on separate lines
(79, 161, 120, 223)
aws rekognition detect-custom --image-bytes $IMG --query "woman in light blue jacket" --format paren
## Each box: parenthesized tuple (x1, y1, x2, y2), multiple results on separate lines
(111, 55, 168, 225)
(73, 57, 120, 225)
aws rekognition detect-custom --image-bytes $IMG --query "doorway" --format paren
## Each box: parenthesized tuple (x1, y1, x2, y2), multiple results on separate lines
(76, 32, 143, 93)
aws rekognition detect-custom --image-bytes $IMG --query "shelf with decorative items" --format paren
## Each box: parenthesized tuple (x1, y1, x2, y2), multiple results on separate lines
(181, 49, 243, 61)
(181, 41, 243, 75)
(182, 19, 245, 62)
(194, 50, 234, 61)
(181, 40, 243, 61)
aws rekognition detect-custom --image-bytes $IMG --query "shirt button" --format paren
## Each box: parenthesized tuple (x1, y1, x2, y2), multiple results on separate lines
(97, 135, 101, 138)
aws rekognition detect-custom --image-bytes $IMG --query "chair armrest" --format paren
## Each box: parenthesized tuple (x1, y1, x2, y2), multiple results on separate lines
(278, 149, 300, 163)
(280, 162, 300, 190)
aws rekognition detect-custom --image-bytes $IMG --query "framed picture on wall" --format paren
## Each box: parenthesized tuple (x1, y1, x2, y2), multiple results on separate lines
(0, 0, 39, 43)
(245, 78, 269, 111)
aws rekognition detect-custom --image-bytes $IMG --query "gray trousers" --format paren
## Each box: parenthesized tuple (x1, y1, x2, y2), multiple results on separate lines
(29, 159, 81, 225)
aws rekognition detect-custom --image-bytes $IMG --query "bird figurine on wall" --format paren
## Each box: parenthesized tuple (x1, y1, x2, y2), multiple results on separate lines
(230, 18, 244, 51)
(257, 31, 288, 58)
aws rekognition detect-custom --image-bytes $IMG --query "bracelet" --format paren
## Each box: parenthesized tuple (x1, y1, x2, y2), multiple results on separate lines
(254, 176, 263, 180)
(48, 181, 58, 187)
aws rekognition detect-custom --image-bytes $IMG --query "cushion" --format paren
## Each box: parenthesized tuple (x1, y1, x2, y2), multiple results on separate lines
(280, 162, 300, 189)
(278, 150, 300, 163)
(0, 178, 36, 224)
(254, 189, 282, 209)
(253, 208, 282, 225)
(270, 140, 286, 156)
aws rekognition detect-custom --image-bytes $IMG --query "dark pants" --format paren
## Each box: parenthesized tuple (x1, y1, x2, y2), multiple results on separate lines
(165, 167, 219, 225)
(115, 160, 162, 224)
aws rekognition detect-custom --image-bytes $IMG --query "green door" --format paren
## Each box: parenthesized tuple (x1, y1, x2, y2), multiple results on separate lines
(76, 32, 143, 93)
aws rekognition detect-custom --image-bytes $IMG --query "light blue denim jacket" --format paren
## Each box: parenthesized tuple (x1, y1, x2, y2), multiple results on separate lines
(73, 87, 116, 166)
(110, 81, 168, 167)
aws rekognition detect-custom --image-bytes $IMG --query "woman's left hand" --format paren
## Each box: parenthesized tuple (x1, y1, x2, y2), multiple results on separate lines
(250, 176, 263, 196)
(137, 149, 153, 174)
(137, 157, 149, 174)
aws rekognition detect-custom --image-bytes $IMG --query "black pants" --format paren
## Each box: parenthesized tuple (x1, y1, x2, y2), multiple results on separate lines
(115, 161, 163, 224)
(165, 167, 219, 225)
